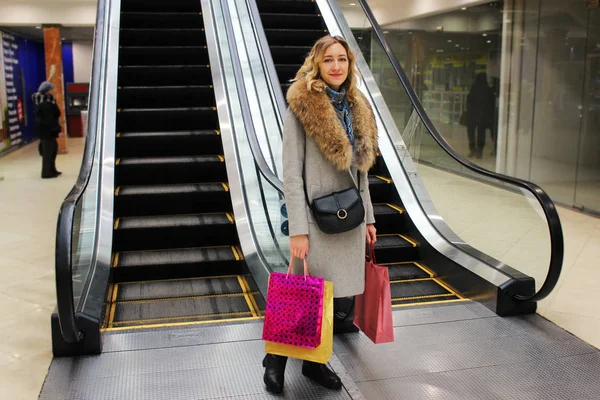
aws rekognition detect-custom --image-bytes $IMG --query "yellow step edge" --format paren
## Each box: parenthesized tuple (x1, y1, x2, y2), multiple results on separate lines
(238, 276, 258, 317)
(378, 261, 434, 278)
(115, 158, 121, 166)
(225, 212, 234, 223)
(111, 310, 254, 325)
(432, 277, 463, 299)
(392, 298, 468, 309)
(115, 187, 121, 196)
(234, 245, 244, 260)
(393, 293, 455, 301)
(112, 253, 119, 268)
(116, 274, 240, 286)
(114, 291, 259, 305)
(217, 155, 224, 162)
(384, 203, 404, 213)
(116, 132, 121, 138)
(113, 218, 120, 230)
(377, 234, 418, 247)
(221, 182, 229, 192)
(241, 276, 262, 317)
(101, 315, 261, 332)
(373, 175, 392, 184)
(107, 285, 119, 328)
(390, 277, 434, 284)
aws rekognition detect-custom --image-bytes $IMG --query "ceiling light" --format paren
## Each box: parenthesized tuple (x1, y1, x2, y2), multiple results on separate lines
(349, 2, 356, 5)
(408, 31, 413, 35)
(487, 40, 492, 43)
(482, 33, 488, 37)
(455, 44, 460, 47)
(447, 40, 452, 43)
(35, 26, 41, 29)
(383, 31, 389, 34)
(461, 7, 467, 10)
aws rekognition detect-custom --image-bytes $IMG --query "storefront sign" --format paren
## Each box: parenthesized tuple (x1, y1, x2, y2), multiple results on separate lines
(1, 32, 25, 153)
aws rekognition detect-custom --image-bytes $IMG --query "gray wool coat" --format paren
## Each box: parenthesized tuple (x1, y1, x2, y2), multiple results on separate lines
(282, 90, 378, 298)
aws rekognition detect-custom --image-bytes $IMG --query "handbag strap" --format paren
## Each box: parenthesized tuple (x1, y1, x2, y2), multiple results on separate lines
(302, 134, 360, 206)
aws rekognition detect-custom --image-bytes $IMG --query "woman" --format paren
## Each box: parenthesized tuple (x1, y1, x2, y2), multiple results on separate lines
(466, 73, 495, 159)
(33, 81, 62, 178)
(263, 35, 378, 394)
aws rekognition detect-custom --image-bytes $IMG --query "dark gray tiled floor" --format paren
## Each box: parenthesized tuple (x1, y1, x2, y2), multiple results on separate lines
(40, 302, 600, 399)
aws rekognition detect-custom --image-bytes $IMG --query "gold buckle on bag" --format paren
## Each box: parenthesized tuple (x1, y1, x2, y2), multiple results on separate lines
(337, 209, 348, 220)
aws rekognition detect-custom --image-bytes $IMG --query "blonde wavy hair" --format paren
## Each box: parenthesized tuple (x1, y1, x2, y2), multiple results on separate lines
(292, 35, 361, 104)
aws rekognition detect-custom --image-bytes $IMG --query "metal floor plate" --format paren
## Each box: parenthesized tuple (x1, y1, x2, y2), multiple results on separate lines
(40, 302, 600, 399)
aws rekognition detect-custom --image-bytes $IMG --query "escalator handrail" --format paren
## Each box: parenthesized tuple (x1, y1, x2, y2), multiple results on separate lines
(357, 0, 563, 302)
(55, 0, 109, 343)
(221, 0, 284, 195)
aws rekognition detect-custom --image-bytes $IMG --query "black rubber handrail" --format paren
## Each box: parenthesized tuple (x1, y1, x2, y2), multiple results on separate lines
(358, 0, 563, 302)
(55, 0, 108, 343)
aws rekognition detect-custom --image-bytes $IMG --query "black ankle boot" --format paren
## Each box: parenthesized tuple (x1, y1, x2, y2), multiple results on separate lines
(302, 361, 342, 390)
(263, 354, 287, 394)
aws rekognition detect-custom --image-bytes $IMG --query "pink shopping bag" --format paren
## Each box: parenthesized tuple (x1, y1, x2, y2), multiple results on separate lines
(354, 243, 394, 344)
(262, 259, 325, 349)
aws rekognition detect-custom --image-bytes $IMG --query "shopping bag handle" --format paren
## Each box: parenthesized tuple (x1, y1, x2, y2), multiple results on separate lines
(286, 258, 311, 279)
(366, 242, 377, 264)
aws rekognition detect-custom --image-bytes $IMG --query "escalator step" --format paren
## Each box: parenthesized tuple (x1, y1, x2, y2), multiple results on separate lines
(374, 234, 418, 263)
(265, 29, 327, 46)
(117, 107, 218, 132)
(120, 29, 206, 47)
(113, 213, 237, 251)
(373, 203, 404, 216)
(115, 276, 244, 302)
(369, 175, 394, 203)
(373, 203, 405, 234)
(390, 279, 451, 299)
(119, 47, 209, 66)
(118, 65, 212, 86)
(120, 12, 203, 29)
(385, 262, 431, 281)
(114, 182, 231, 217)
(116, 130, 222, 157)
(117, 86, 215, 108)
(111, 295, 253, 327)
(275, 64, 302, 83)
(116, 155, 227, 185)
(113, 246, 245, 281)
(121, 0, 201, 13)
(260, 13, 323, 30)
(270, 45, 313, 65)
(257, 1, 317, 15)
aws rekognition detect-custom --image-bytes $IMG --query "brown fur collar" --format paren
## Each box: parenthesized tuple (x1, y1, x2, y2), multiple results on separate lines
(286, 79, 378, 173)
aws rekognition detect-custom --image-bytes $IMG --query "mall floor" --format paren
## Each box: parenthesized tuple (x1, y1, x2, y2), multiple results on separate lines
(0, 139, 598, 399)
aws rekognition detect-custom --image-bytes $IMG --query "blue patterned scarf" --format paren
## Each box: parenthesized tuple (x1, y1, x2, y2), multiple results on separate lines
(324, 86, 354, 146)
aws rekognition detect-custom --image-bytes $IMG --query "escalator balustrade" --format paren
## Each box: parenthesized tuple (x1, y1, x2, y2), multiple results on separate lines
(105, 0, 265, 330)
(257, 0, 463, 307)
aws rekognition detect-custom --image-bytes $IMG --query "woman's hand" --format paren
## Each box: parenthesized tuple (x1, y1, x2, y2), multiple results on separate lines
(290, 234, 309, 259)
(366, 224, 377, 244)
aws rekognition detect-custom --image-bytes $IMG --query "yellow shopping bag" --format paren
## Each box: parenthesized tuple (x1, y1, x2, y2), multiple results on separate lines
(265, 281, 333, 364)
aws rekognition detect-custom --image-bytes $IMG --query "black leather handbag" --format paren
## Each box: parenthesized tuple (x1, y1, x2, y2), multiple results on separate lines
(303, 156, 364, 234)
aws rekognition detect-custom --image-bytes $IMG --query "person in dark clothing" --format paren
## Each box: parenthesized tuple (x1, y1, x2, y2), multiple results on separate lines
(33, 81, 62, 178)
(466, 73, 495, 159)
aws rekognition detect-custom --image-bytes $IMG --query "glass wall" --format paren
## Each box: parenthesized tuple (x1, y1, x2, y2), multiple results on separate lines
(360, 0, 600, 215)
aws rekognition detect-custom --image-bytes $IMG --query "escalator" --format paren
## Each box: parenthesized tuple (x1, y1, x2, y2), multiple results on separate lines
(255, 0, 463, 307)
(105, 0, 264, 330)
